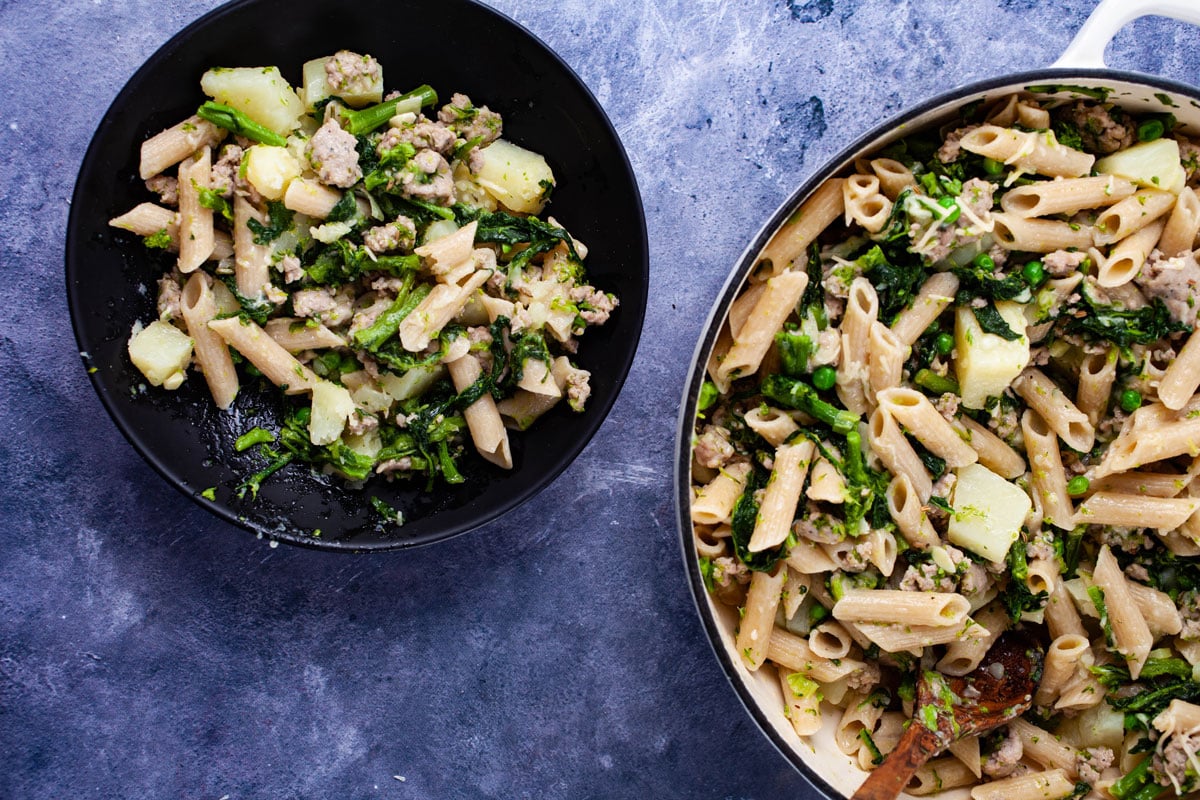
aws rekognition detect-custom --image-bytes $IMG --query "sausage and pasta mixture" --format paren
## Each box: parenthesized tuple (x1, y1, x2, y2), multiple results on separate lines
(690, 91, 1200, 799)
(110, 51, 616, 512)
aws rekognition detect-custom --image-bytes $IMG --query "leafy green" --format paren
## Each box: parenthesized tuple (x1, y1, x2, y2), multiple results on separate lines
(362, 139, 417, 192)
(1125, 547, 1200, 601)
(1052, 121, 1085, 151)
(454, 206, 581, 286)
(698, 557, 717, 592)
(729, 467, 788, 572)
(856, 244, 926, 324)
(246, 200, 294, 245)
(142, 228, 172, 250)
(1110, 678, 1200, 719)
(196, 186, 233, 222)
(972, 301, 1023, 340)
(1064, 281, 1189, 348)
(503, 329, 553, 392)
(697, 381, 720, 413)
(1054, 526, 1086, 580)
(952, 261, 1032, 304)
(1088, 584, 1116, 648)
(927, 496, 954, 514)
(907, 434, 947, 480)
(219, 276, 274, 325)
(1090, 657, 1192, 690)
(370, 496, 404, 526)
(1000, 542, 1047, 622)
(325, 191, 360, 224)
(306, 239, 419, 285)
(800, 242, 827, 326)
(724, 465, 782, 573)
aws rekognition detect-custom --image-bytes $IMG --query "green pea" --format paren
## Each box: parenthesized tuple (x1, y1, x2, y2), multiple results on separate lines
(972, 252, 995, 271)
(935, 332, 955, 356)
(1119, 389, 1143, 413)
(1022, 260, 1046, 286)
(812, 365, 837, 391)
(1067, 476, 1090, 496)
(937, 195, 961, 224)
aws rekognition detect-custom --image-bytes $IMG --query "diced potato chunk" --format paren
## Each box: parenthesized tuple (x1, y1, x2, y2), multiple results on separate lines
(349, 383, 393, 416)
(200, 66, 305, 135)
(300, 56, 383, 110)
(308, 381, 356, 445)
(946, 463, 1031, 563)
(242, 145, 301, 201)
(128, 320, 193, 389)
(475, 139, 556, 214)
(1095, 138, 1186, 194)
(379, 364, 444, 403)
(344, 430, 382, 459)
(954, 302, 1030, 410)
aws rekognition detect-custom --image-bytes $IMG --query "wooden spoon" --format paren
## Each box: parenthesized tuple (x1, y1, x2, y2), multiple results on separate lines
(850, 632, 1044, 800)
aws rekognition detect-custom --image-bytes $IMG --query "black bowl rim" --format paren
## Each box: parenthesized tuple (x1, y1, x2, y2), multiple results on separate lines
(65, 0, 649, 553)
(674, 66, 1200, 793)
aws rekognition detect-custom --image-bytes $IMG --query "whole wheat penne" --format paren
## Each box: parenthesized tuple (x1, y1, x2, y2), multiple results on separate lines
(139, 115, 224, 180)
(208, 317, 318, 395)
(754, 178, 844, 279)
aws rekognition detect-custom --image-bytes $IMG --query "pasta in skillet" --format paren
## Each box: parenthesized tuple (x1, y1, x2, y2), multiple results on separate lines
(690, 92, 1200, 799)
(110, 50, 617, 508)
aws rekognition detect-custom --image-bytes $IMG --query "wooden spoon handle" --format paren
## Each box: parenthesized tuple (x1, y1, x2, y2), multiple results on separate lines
(850, 722, 942, 800)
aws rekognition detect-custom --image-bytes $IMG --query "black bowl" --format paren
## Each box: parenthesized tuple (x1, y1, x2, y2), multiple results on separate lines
(66, 0, 647, 551)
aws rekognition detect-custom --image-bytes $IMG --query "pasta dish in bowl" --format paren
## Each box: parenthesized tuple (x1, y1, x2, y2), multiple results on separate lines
(678, 78, 1200, 800)
(66, 0, 647, 550)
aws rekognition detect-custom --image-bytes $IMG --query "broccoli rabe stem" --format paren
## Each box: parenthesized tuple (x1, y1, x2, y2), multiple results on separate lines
(761, 374, 860, 434)
(196, 101, 287, 146)
(914, 368, 959, 396)
(774, 329, 811, 378)
(1110, 758, 1152, 800)
(343, 85, 438, 136)
(352, 276, 429, 351)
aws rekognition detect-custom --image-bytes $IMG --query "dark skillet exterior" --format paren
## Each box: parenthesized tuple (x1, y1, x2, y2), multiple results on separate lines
(676, 68, 1200, 795)
(66, 0, 647, 552)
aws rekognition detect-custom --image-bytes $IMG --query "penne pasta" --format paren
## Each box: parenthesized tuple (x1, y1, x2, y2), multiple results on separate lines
(139, 115, 224, 180)
(748, 440, 816, 552)
(737, 566, 786, 670)
(208, 317, 318, 395)
(1000, 174, 1135, 218)
(833, 590, 970, 627)
(877, 387, 978, 468)
(179, 272, 238, 409)
(1092, 545, 1153, 678)
(447, 352, 512, 469)
(754, 178, 845, 279)
(714, 270, 808, 388)
(959, 125, 1094, 178)
(1012, 367, 1095, 454)
(1094, 188, 1176, 246)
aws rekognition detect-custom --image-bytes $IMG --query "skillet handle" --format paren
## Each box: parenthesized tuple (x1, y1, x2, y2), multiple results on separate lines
(1053, 0, 1200, 69)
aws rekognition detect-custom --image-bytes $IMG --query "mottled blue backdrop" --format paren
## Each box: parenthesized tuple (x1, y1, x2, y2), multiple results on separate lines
(2, 1, 1198, 798)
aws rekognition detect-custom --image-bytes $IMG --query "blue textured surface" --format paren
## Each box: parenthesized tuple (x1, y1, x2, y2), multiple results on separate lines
(2, 1, 1198, 797)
